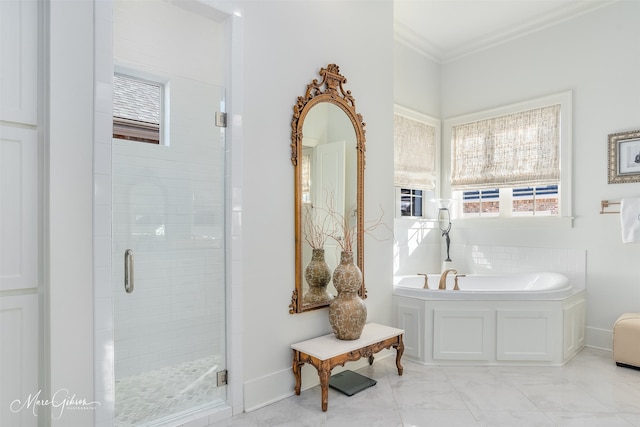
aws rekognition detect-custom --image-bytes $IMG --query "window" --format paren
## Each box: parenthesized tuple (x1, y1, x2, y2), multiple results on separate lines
(462, 188, 499, 216)
(400, 188, 424, 217)
(512, 184, 558, 216)
(394, 106, 440, 219)
(113, 73, 164, 144)
(462, 185, 558, 217)
(445, 92, 572, 220)
(301, 152, 311, 203)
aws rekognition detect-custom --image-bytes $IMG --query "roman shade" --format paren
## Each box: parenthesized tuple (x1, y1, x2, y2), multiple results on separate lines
(394, 114, 436, 188)
(451, 104, 560, 189)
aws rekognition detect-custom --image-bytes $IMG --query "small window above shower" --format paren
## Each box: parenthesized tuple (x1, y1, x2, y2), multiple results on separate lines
(113, 73, 165, 145)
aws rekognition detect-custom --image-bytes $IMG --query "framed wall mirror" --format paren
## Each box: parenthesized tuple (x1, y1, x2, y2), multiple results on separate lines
(289, 64, 366, 314)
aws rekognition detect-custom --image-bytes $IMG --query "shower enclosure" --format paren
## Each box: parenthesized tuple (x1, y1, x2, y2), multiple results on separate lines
(112, 2, 228, 425)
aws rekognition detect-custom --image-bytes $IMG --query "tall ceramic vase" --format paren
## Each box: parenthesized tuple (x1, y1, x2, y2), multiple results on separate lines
(302, 248, 333, 306)
(329, 250, 367, 340)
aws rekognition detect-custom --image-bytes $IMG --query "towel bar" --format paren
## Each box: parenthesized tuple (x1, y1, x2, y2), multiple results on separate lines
(601, 200, 620, 214)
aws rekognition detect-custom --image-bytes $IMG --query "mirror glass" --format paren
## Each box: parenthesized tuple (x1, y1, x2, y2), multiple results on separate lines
(301, 103, 358, 305)
(289, 64, 366, 313)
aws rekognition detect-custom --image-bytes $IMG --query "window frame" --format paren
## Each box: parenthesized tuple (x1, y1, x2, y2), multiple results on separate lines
(443, 91, 572, 227)
(462, 185, 559, 218)
(399, 188, 425, 218)
(395, 187, 436, 219)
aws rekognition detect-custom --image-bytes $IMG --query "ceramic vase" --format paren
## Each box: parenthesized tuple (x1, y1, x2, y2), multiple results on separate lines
(329, 250, 367, 340)
(302, 248, 333, 306)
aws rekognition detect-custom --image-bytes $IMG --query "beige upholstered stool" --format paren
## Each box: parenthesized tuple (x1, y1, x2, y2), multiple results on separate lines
(613, 313, 640, 369)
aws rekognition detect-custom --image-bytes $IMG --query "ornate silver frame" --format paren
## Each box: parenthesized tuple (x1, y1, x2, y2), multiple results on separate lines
(608, 129, 640, 184)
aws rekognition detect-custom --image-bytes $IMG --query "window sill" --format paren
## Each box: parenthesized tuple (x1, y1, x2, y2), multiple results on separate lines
(453, 216, 573, 230)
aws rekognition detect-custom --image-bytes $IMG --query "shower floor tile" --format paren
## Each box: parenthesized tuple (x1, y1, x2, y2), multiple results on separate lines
(115, 355, 224, 427)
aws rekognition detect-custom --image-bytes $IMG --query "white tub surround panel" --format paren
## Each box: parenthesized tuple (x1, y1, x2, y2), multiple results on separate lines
(564, 296, 587, 357)
(395, 298, 423, 361)
(433, 309, 493, 361)
(394, 291, 586, 366)
(393, 250, 587, 366)
(496, 309, 556, 361)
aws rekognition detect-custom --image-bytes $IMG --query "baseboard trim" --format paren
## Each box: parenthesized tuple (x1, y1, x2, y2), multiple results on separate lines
(242, 355, 376, 412)
(586, 326, 613, 351)
(243, 367, 294, 413)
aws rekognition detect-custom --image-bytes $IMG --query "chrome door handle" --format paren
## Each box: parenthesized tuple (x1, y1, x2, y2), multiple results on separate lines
(124, 249, 134, 293)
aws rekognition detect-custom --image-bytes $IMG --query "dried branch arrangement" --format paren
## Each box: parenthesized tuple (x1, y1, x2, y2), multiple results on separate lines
(321, 191, 387, 252)
(303, 188, 390, 254)
(302, 203, 331, 249)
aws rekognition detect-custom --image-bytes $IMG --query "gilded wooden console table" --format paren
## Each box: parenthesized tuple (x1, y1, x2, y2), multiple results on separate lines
(291, 323, 404, 411)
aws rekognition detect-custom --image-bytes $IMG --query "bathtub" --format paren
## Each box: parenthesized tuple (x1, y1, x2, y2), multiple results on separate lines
(393, 272, 574, 300)
(392, 271, 585, 366)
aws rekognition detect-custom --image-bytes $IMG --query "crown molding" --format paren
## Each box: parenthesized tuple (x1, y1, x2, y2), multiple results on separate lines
(394, 0, 619, 64)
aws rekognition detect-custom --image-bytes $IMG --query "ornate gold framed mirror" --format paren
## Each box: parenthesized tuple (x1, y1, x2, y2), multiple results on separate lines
(289, 64, 366, 314)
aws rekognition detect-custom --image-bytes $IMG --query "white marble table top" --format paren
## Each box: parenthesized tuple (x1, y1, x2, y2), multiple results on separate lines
(291, 323, 404, 360)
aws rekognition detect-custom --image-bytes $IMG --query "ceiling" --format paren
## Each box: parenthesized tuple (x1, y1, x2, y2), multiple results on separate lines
(394, 0, 618, 63)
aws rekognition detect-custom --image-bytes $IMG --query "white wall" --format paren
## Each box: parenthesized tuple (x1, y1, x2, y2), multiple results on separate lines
(393, 39, 441, 118)
(393, 40, 443, 276)
(239, 0, 394, 411)
(437, 1, 640, 350)
(49, 1, 95, 426)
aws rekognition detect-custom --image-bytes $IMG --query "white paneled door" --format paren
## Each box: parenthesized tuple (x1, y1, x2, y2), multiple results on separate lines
(0, 127, 38, 292)
(0, 0, 39, 426)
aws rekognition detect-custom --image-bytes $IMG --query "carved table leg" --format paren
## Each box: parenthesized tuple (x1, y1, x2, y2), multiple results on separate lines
(368, 355, 374, 365)
(395, 336, 404, 375)
(318, 360, 331, 412)
(292, 350, 302, 395)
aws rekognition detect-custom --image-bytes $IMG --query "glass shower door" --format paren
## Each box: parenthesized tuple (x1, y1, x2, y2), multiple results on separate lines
(112, 80, 227, 426)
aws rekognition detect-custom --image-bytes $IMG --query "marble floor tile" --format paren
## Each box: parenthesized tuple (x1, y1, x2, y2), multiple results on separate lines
(473, 410, 554, 427)
(620, 413, 640, 427)
(326, 404, 402, 427)
(544, 411, 635, 426)
(209, 348, 640, 427)
(398, 407, 480, 427)
(515, 381, 612, 413)
(392, 379, 468, 411)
